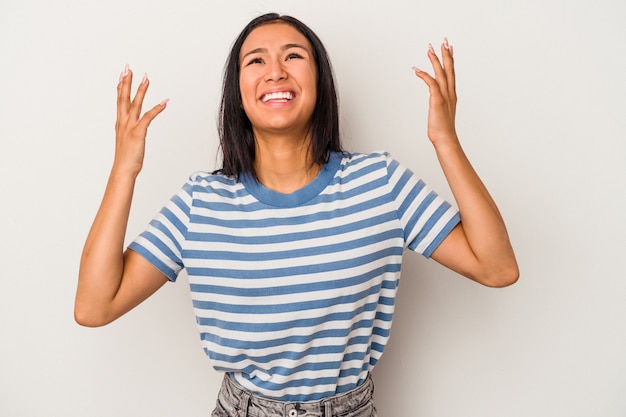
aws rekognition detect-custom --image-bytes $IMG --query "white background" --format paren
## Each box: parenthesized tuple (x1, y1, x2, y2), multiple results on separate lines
(1, 1, 625, 416)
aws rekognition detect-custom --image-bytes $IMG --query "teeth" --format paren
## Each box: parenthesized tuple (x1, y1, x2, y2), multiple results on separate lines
(261, 91, 294, 102)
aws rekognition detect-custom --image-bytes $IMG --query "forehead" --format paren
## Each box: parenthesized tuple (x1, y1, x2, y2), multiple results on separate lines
(240, 22, 313, 57)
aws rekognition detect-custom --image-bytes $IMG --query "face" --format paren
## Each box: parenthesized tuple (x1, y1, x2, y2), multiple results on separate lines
(239, 22, 317, 139)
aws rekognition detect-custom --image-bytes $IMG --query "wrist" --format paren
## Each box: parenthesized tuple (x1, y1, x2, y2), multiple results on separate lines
(109, 162, 140, 184)
(432, 136, 463, 155)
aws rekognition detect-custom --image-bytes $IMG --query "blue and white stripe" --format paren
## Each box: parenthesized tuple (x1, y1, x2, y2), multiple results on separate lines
(129, 151, 459, 401)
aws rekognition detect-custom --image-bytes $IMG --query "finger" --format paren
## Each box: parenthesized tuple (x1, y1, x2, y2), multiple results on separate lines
(129, 72, 150, 121)
(427, 44, 449, 100)
(117, 64, 132, 121)
(412, 67, 445, 106)
(136, 99, 169, 131)
(441, 38, 457, 106)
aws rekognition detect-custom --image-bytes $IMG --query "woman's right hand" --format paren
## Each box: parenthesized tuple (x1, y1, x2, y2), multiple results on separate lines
(75, 66, 170, 327)
(114, 64, 168, 177)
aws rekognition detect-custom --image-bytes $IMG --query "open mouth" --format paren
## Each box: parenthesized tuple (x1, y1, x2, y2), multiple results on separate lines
(261, 91, 295, 103)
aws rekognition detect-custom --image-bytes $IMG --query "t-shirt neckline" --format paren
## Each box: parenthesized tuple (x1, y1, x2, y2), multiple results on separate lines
(241, 152, 342, 208)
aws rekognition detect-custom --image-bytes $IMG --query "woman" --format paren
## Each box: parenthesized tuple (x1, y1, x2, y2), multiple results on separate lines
(75, 12, 518, 417)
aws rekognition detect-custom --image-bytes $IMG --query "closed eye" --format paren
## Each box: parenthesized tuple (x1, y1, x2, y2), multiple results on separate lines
(246, 57, 264, 66)
(286, 53, 304, 60)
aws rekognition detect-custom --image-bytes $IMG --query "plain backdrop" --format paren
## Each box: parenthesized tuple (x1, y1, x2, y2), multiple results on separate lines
(1, 0, 625, 416)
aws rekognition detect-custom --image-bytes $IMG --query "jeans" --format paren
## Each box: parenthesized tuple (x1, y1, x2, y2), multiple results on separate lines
(211, 374, 377, 417)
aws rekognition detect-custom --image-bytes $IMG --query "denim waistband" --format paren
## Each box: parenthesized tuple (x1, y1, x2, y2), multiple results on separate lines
(213, 373, 376, 417)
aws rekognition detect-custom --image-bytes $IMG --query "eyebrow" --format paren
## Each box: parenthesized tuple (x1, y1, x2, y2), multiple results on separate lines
(241, 43, 310, 61)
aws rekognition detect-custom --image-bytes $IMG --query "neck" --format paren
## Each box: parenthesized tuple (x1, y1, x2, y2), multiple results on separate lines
(253, 131, 321, 194)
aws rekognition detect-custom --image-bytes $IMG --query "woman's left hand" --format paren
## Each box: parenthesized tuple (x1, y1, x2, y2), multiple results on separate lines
(412, 39, 458, 148)
(412, 39, 519, 288)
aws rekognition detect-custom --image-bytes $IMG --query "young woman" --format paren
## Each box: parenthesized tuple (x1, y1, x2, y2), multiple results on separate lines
(75, 13, 518, 417)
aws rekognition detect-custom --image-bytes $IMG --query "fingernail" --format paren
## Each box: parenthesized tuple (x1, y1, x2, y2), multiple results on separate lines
(428, 43, 435, 54)
(159, 98, 170, 106)
(412, 66, 422, 73)
(122, 64, 129, 77)
(443, 37, 450, 49)
(141, 72, 148, 85)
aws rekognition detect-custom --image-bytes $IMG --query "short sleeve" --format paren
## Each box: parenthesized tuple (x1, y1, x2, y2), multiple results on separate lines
(127, 180, 194, 281)
(385, 154, 460, 257)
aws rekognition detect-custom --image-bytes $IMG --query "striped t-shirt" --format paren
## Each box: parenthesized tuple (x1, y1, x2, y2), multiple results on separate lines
(129, 151, 460, 402)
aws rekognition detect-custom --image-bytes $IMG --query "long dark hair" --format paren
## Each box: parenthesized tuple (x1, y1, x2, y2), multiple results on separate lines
(216, 13, 342, 179)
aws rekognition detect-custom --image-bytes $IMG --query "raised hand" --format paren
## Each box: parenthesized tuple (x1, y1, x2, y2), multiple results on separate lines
(411, 40, 519, 287)
(75, 66, 170, 327)
(412, 38, 457, 148)
(114, 64, 168, 177)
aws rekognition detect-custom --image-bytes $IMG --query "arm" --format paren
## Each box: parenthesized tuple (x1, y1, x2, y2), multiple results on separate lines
(412, 40, 519, 287)
(74, 66, 170, 327)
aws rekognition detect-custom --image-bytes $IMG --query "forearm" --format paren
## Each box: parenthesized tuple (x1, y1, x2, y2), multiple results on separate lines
(434, 139, 518, 281)
(75, 168, 136, 324)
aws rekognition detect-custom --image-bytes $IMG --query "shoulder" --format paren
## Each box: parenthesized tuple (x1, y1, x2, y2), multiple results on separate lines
(187, 171, 239, 186)
(336, 150, 408, 180)
(184, 171, 246, 193)
(168, 171, 250, 206)
(336, 150, 395, 172)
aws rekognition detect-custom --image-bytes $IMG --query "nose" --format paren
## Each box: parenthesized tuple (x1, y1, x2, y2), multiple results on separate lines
(265, 58, 287, 82)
